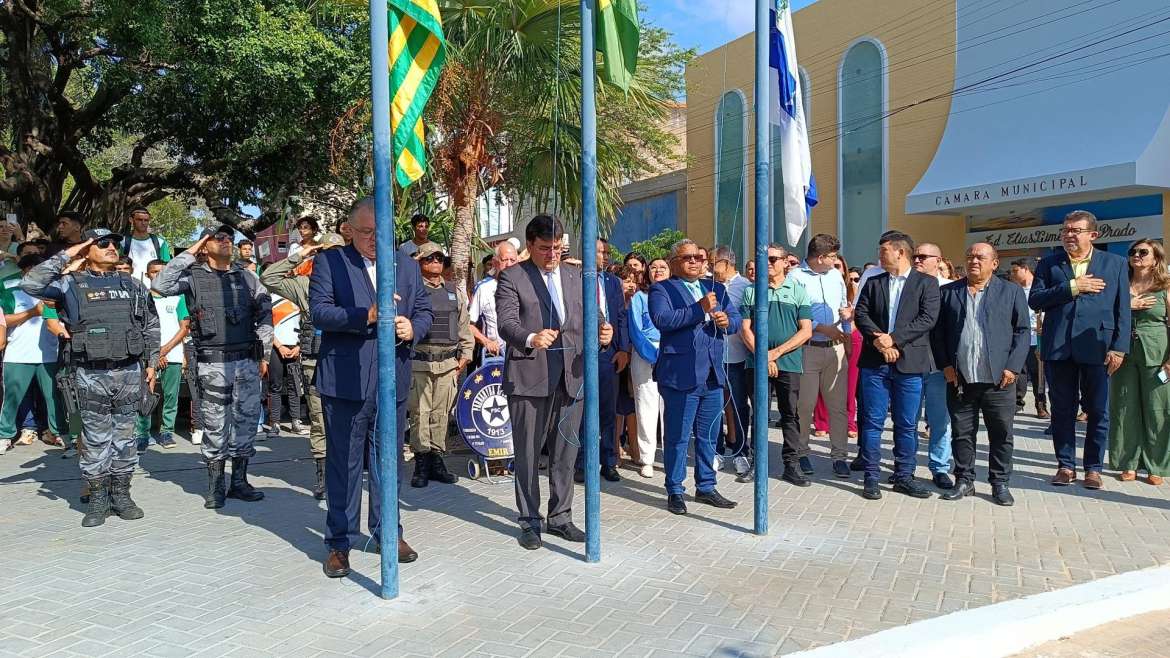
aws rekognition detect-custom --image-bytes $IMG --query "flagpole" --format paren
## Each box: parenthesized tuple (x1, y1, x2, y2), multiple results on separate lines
(580, 0, 602, 564)
(369, 0, 400, 598)
(752, 0, 772, 536)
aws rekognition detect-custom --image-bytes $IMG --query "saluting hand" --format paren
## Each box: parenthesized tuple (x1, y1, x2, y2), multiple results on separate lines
(185, 235, 210, 256)
(63, 239, 94, 260)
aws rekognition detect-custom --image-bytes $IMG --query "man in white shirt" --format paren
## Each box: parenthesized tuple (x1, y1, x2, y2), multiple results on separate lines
(469, 241, 519, 360)
(712, 246, 752, 477)
(789, 234, 854, 478)
(397, 214, 431, 261)
(123, 207, 173, 285)
(911, 242, 955, 490)
(135, 259, 190, 450)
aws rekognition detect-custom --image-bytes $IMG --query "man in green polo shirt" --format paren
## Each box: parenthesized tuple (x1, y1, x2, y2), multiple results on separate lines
(740, 244, 813, 487)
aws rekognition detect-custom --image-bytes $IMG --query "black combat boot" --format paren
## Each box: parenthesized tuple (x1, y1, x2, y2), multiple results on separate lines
(108, 473, 144, 520)
(410, 452, 430, 488)
(205, 460, 227, 509)
(428, 452, 458, 485)
(81, 477, 110, 527)
(227, 457, 265, 502)
(313, 457, 326, 501)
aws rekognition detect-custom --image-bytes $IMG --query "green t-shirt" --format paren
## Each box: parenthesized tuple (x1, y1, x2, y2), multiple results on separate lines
(740, 277, 812, 374)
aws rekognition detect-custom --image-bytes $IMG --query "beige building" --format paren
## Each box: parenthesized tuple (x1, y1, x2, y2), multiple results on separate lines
(686, 0, 1170, 268)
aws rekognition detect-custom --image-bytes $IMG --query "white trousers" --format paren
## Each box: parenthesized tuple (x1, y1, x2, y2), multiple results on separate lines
(629, 351, 664, 466)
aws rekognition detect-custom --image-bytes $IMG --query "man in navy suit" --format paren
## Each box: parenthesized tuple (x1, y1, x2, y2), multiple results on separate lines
(649, 239, 742, 515)
(1028, 210, 1130, 490)
(575, 238, 629, 483)
(310, 197, 433, 578)
(854, 231, 940, 501)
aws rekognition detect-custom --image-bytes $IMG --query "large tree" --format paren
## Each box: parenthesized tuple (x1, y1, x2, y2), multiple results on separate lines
(0, 0, 369, 235)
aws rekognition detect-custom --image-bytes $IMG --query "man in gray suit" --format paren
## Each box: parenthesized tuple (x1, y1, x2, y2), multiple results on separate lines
(496, 215, 614, 550)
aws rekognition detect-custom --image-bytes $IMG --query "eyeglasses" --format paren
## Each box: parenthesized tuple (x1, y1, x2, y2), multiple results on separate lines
(912, 254, 938, 262)
(531, 244, 560, 255)
(352, 226, 375, 237)
(1061, 227, 1094, 236)
(674, 254, 704, 263)
(1130, 247, 1152, 258)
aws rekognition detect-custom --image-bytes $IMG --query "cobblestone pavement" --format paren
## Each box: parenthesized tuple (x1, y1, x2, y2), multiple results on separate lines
(1013, 609, 1170, 657)
(3, 407, 1170, 657)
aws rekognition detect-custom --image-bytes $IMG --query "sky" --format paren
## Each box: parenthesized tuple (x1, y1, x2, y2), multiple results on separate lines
(643, 0, 819, 57)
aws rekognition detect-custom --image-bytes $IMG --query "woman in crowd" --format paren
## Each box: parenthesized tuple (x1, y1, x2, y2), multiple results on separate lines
(626, 257, 669, 478)
(287, 216, 321, 258)
(1109, 239, 1170, 484)
(623, 252, 647, 281)
(615, 261, 642, 467)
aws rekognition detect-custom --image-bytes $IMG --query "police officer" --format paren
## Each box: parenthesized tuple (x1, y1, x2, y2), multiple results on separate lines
(22, 228, 160, 527)
(152, 225, 273, 509)
(409, 242, 473, 487)
(258, 234, 343, 499)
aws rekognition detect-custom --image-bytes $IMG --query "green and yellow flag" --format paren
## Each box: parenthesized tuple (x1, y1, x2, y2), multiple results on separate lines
(596, 0, 639, 91)
(389, 0, 446, 188)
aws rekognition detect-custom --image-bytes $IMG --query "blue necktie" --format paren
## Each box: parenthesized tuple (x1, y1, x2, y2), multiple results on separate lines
(545, 272, 563, 326)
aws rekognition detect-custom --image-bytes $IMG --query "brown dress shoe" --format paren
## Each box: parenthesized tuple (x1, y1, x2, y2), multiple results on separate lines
(398, 537, 418, 563)
(1051, 468, 1076, 486)
(1120, 470, 1137, 481)
(1036, 406, 1050, 419)
(1083, 471, 1103, 490)
(323, 549, 351, 578)
(1148, 475, 1164, 486)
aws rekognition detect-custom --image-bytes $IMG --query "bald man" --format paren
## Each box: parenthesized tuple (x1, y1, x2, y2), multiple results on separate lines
(911, 241, 955, 489)
(469, 241, 520, 360)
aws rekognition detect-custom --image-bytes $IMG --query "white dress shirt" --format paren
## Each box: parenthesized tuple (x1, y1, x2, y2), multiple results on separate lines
(887, 266, 912, 329)
(525, 266, 565, 348)
(363, 256, 376, 292)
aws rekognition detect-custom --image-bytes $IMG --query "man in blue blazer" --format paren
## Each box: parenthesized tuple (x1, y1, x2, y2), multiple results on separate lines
(310, 197, 433, 578)
(1028, 210, 1130, 490)
(931, 243, 1031, 506)
(575, 238, 629, 483)
(649, 239, 742, 515)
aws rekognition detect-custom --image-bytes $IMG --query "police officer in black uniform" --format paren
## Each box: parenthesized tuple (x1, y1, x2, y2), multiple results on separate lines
(23, 229, 160, 527)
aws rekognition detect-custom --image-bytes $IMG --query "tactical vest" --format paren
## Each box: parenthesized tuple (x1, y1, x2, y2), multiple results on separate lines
(422, 281, 460, 346)
(187, 266, 257, 351)
(66, 272, 146, 364)
(298, 313, 320, 357)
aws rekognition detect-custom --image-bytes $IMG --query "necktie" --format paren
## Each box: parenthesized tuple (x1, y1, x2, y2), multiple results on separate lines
(545, 272, 564, 326)
(685, 280, 702, 300)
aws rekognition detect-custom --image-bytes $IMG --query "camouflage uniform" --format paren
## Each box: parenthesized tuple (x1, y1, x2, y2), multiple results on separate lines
(152, 251, 273, 509)
(22, 251, 160, 527)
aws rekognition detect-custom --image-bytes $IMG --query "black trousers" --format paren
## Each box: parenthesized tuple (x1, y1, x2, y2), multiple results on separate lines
(947, 382, 1015, 484)
(767, 371, 802, 466)
(1015, 347, 1045, 408)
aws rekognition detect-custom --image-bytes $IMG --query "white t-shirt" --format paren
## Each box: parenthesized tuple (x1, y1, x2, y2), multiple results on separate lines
(4, 288, 57, 364)
(153, 294, 187, 363)
(469, 277, 500, 343)
(128, 237, 162, 285)
(272, 293, 302, 347)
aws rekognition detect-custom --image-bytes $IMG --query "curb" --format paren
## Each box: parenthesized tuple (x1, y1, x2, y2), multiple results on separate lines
(787, 564, 1170, 658)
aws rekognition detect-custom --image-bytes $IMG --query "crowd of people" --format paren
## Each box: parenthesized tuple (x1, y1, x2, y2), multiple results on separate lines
(4, 202, 1168, 579)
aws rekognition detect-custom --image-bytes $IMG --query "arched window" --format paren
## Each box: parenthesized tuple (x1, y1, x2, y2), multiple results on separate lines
(714, 90, 747, 256)
(838, 39, 887, 267)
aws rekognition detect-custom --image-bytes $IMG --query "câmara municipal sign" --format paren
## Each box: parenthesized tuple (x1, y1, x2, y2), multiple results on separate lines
(936, 175, 1090, 208)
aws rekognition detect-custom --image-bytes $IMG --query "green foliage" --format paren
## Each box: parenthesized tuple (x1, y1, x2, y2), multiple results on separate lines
(147, 197, 203, 247)
(628, 228, 686, 262)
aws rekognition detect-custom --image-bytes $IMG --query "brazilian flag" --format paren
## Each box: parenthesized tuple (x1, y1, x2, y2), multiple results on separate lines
(389, 0, 447, 188)
(596, 0, 639, 91)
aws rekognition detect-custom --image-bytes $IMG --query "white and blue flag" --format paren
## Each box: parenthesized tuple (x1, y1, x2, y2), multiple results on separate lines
(769, 0, 817, 246)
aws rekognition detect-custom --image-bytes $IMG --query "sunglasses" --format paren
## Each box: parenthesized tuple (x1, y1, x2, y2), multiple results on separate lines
(209, 232, 233, 243)
(768, 256, 784, 264)
(421, 253, 446, 263)
(1130, 248, 1152, 258)
(675, 254, 704, 263)
(94, 237, 119, 249)
(849, 276, 860, 282)
(912, 254, 937, 262)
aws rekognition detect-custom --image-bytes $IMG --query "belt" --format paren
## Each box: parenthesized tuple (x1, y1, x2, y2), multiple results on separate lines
(807, 340, 843, 348)
(196, 349, 253, 363)
(412, 348, 460, 363)
(78, 357, 139, 370)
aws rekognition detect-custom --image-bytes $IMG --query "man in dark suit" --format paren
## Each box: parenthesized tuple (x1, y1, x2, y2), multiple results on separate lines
(496, 215, 614, 550)
(1028, 210, 1130, 490)
(310, 197, 433, 578)
(649, 239, 742, 515)
(575, 238, 629, 483)
(932, 243, 1031, 506)
(854, 231, 939, 501)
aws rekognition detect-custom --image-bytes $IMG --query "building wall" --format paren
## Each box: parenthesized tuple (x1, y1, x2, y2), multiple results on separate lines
(609, 190, 684, 252)
(686, 0, 965, 262)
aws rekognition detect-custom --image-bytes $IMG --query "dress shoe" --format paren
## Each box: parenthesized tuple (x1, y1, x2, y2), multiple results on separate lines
(892, 478, 933, 499)
(1051, 468, 1075, 486)
(573, 470, 585, 484)
(398, 537, 418, 563)
(323, 549, 350, 578)
(833, 460, 851, 478)
(849, 456, 866, 472)
(695, 488, 737, 509)
(781, 468, 811, 487)
(601, 465, 621, 482)
(1036, 404, 1050, 419)
(940, 479, 975, 501)
(799, 456, 814, 475)
(1149, 474, 1165, 486)
(933, 473, 955, 490)
(667, 494, 687, 515)
(1083, 471, 1103, 490)
(547, 522, 586, 542)
(517, 527, 542, 550)
(991, 484, 1015, 506)
(1120, 470, 1137, 481)
(862, 479, 882, 500)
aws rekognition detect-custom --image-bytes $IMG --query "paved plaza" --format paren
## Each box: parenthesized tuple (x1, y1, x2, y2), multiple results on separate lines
(3, 408, 1170, 657)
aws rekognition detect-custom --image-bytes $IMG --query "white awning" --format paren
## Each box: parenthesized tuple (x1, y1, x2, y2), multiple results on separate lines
(906, 0, 1170, 215)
